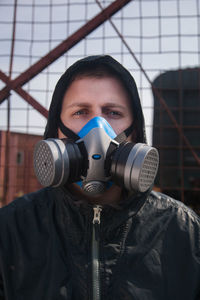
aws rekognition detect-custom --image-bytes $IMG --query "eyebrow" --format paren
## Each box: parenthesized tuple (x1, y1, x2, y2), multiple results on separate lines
(65, 102, 127, 110)
(65, 102, 91, 109)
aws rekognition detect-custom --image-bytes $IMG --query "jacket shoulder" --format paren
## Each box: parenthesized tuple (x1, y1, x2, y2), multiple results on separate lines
(0, 188, 54, 224)
(142, 191, 200, 262)
(148, 190, 200, 225)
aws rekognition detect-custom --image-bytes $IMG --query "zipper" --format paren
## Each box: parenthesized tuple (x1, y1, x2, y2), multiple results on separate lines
(92, 205, 102, 300)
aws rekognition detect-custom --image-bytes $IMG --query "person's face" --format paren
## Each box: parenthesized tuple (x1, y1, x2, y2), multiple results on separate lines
(58, 76, 133, 138)
(58, 77, 133, 138)
(58, 75, 134, 203)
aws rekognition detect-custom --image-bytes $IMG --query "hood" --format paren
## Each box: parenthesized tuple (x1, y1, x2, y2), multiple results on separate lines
(44, 55, 146, 143)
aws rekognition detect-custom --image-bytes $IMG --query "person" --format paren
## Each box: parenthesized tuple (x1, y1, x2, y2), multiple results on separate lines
(0, 55, 199, 300)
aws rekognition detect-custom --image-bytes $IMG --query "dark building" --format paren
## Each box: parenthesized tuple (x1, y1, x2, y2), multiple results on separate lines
(152, 68, 200, 214)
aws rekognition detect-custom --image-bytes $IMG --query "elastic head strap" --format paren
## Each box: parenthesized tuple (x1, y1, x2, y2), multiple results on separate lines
(114, 122, 134, 143)
(59, 118, 80, 141)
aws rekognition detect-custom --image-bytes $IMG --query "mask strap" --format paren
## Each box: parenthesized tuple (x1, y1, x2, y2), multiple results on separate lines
(114, 122, 134, 143)
(59, 118, 80, 141)
(59, 118, 134, 142)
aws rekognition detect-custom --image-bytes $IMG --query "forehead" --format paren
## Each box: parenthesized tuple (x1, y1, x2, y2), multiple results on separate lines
(62, 76, 131, 108)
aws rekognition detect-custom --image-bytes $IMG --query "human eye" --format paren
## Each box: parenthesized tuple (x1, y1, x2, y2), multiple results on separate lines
(74, 110, 83, 115)
(73, 109, 88, 116)
(109, 111, 121, 116)
(104, 108, 122, 119)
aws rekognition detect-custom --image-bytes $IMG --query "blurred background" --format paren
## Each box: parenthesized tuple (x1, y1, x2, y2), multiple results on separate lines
(0, 0, 199, 214)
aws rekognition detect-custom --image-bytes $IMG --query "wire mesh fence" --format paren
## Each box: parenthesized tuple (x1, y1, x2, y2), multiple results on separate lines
(0, 0, 199, 213)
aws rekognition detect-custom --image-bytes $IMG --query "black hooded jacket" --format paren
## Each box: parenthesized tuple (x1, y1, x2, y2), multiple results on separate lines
(0, 56, 200, 300)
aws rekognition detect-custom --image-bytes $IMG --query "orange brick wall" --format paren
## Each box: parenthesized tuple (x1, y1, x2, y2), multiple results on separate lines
(0, 131, 43, 206)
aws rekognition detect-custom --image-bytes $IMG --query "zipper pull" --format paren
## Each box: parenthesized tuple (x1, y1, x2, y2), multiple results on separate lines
(93, 205, 102, 225)
(93, 205, 102, 241)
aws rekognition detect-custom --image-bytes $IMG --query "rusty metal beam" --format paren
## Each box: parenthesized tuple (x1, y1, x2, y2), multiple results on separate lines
(0, 70, 48, 118)
(0, 0, 132, 104)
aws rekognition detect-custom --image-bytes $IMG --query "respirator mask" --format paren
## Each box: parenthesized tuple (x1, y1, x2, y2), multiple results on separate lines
(34, 117, 159, 195)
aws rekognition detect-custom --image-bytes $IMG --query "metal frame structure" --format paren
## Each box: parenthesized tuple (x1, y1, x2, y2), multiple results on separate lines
(0, 0, 131, 117)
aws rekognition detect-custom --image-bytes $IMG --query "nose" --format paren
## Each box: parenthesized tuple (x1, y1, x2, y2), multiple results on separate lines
(90, 106, 102, 120)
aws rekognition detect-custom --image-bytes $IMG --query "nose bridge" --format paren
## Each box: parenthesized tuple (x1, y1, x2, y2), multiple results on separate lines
(91, 104, 102, 119)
